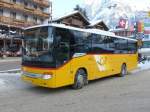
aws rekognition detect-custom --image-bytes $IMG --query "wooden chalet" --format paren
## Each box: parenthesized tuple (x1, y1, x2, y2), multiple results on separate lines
(53, 12, 109, 31)
(52, 11, 90, 28)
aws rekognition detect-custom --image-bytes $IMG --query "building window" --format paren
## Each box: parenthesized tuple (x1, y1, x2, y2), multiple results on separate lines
(24, 2, 28, 7)
(0, 9, 3, 16)
(34, 5, 37, 9)
(23, 15, 28, 22)
(10, 12, 16, 19)
(40, 7, 44, 11)
(13, 0, 16, 3)
(40, 19, 44, 24)
(33, 17, 37, 23)
(10, 0, 16, 3)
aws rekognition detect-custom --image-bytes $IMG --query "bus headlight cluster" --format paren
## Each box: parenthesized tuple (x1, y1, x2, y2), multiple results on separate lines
(42, 75, 52, 80)
(22, 71, 53, 80)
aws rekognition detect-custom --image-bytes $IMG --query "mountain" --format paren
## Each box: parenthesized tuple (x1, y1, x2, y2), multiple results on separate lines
(83, 0, 150, 28)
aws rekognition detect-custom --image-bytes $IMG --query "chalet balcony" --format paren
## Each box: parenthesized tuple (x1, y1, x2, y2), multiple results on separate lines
(0, 0, 50, 19)
(32, 0, 51, 7)
(0, 16, 36, 28)
(34, 9, 50, 18)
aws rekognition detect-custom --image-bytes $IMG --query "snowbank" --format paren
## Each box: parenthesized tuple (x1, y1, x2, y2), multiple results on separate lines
(138, 61, 150, 71)
(0, 79, 5, 85)
(0, 73, 21, 91)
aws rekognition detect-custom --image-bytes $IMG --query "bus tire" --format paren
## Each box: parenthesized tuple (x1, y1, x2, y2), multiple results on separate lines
(119, 64, 127, 77)
(72, 69, 87, 89)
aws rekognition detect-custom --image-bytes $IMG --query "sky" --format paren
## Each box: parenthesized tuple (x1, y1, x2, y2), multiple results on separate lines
(50, 0, 150, 19)
(50, 0, 84, 18)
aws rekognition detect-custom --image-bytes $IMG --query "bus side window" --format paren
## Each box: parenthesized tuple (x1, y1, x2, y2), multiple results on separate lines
(128, 40, 137, 54)
(114, 38, 128, 54)
(91, 34, 113, 54)
(70, 35, 75, 57)
(71, 31, 91, 54)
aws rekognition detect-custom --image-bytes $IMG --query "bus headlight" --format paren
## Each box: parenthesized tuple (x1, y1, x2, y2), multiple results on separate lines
(42, 75, 52, 80)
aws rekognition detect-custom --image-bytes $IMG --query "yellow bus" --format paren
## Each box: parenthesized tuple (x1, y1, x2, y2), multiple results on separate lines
(21, 24, 138, 89)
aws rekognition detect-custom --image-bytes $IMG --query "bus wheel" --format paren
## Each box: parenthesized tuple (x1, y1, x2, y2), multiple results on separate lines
(72, 69, 87, 89)
(119, 64, 127, 77)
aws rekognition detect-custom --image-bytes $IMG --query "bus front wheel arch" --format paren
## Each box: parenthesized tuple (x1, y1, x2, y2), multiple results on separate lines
(72, 68, 88, 89)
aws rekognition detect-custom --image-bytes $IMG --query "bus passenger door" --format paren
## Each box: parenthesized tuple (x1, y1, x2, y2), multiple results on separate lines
(54, 28, 71, 86)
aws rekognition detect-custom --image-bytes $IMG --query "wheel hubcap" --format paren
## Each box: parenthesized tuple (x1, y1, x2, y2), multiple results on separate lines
(77, 74, 84, 84)
(122, 66, 126, 75)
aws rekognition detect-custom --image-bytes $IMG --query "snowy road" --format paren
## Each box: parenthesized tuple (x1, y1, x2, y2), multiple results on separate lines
(0, 62, 150, 112)
(0, 61, 21, 71)
(0, 73, 28, 91)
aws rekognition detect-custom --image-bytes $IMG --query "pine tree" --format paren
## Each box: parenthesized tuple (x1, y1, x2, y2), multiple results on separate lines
(74, 5, 89, 20)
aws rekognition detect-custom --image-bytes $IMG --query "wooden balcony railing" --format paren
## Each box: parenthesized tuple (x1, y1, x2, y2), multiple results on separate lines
(32, 0, 50, 7)
(34, 9, 50, 18)
(0, 16, 37, 28)
(0, 0, 50, 19)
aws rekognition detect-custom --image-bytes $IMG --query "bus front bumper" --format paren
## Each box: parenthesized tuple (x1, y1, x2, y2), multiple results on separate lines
(21, 72, 56, 88)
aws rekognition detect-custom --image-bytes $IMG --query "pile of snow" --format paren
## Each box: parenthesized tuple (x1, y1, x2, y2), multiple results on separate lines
(0, 73, 21, 91)
(0, 79, 5, 86)
(0, 78, 8, 90)
(138, 61, 150, 71)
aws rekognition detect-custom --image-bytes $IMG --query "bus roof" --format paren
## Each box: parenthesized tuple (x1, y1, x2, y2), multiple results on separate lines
(25, 23, 137, 42)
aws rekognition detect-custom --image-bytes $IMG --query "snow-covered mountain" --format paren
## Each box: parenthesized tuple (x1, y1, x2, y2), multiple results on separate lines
(83, 0, 150, 28)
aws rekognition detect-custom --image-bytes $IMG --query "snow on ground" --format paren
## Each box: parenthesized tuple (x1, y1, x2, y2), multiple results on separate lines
(0, 79, 5, 86)
(0, 73, 23, 91)
(0, 61, 150, 91)
(138, 61, 150, 71)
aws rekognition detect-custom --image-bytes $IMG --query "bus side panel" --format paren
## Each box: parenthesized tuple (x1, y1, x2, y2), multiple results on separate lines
(91, 55, 111, 79)
(108, 54, 138, 74)
(109, 54, 138, 73)
(92, 54, 138, 79)
(103, 55, 121, 76)
(126, 53, 138, 71)
(69, 55, 118, 81)
(92, 54, 123, 79)
(55, 55, 95, 87)
(55, 63, 72, 88)
(110, 54, 127, 74)
(71, 55, 96, 80)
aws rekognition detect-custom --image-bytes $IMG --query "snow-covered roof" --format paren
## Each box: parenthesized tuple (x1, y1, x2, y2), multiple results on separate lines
(89, 20, 104, 26)
(88, 20, 109, 31)
(25, 23, 137, 41)
(52, 10, 89, 24)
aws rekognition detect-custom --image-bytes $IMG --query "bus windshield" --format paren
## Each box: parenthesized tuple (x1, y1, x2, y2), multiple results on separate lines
(23, 26, 55, 67)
